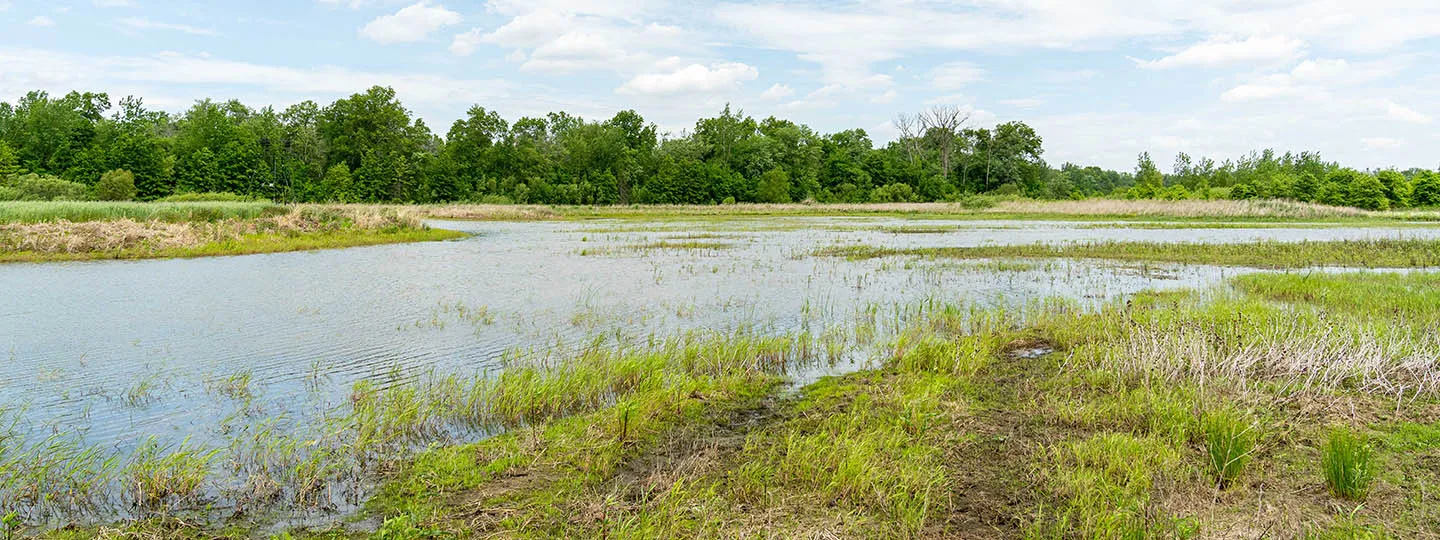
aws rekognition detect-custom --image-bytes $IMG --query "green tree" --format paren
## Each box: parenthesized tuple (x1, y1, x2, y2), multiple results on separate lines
(321, 163, 354, 202)
(1411, 171, 1440, 207)
(1130, 152, 1164, 198)
(1346, 172, 1389, 210)
(0, 140, 20, 179)
(175, 147, 222, 194)
(94, 169, 137, 201)
(1375, 170, 1411, 208)
(1289, 172, 1320, 202)
(756, 169, 791, 203)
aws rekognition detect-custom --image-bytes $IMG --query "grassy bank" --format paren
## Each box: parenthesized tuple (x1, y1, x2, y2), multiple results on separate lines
(0, 201, 287, 223)
(0, 204, 465, 263)
(25, 271, 1440, 538)
(410, 199, 1440, 223)
(0, 227, 465, 263)
(817, 238, 1440, 269)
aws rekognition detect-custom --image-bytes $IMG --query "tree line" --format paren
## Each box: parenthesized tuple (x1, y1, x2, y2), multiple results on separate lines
(1, 86, 1436, 208)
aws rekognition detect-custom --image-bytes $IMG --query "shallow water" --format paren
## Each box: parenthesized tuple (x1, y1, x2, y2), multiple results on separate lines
(0, 218, 1434, 484)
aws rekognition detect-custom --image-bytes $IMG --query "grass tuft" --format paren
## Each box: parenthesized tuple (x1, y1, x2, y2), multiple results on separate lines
(1322, 427, 1376, 501)
(1201, 406, 1259, 487)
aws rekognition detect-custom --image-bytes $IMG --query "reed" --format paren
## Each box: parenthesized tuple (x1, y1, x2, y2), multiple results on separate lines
(816, 238, 1440, 268)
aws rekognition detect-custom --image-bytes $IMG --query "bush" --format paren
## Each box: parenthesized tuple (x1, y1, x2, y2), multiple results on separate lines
(1321, 427, 1375, 500)
(985, 183, 1021, 198)
(1159, 184, 1192, 201)
(1229, 183, 1257, 200)
(0, 173, 91, 201)
(477, 194, 514, 205)
(95, 169, 138, 201)
(870, 183, 915, 203)
(1202, 407, 1258, 487)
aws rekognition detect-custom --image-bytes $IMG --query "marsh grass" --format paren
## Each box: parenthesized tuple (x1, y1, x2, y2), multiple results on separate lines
(1322, 427, 1376, 501)
(816, 238, 1440, 269)
(415, 199, 1440, 222)
(0, 201, 284, 224)
(122, 438, 219, 512)
(1202, 406, 1259, 487)
(204, 370, 254, 401)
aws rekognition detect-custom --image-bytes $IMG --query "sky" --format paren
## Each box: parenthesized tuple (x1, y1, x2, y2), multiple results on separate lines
(2, 0, 1439, 172)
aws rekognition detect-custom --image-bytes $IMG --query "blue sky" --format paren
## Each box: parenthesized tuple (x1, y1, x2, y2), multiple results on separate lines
(2, 0, 1439, 171)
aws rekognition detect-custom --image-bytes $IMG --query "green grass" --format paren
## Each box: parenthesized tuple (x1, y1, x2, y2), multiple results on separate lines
(0, 200, 286, 223)
(1201, 406, 1259, 487)
(1322, 427, 1377, 501)
(816, 238, 1440, 268)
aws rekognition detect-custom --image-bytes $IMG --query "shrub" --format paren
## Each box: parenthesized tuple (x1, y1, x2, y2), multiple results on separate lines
(95, 169, 138, 201)
(989, 182, 1024, 197)
(1229, 183, 1257, 200)
(1321, 427, 1375, 500)
(1202, 407, 1258, 487)
(0, 173, 91, 201)
(870, 182, 916, 203)
(1159, 184, 1192, 201)
(478, 194, 514, 205)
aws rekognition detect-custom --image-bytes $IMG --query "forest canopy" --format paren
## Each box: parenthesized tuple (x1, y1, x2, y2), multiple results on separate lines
(1, 86, 1435, 208)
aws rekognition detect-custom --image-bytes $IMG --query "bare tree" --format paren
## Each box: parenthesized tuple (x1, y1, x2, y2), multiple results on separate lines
(917, 105, 969, 181)
(893, 113, 924, 167)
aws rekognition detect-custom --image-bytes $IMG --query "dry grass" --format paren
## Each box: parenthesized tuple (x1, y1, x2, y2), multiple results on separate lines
(408, 204, 564, 221)
(986, 199, 1378, 219)
(0, 206, 425, 256)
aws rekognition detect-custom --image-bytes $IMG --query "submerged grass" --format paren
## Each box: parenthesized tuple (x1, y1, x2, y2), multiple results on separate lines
(816, 238, 1440, 268)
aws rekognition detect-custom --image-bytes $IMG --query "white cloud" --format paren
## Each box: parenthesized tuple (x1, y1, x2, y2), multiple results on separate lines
(927, 62, 984, 90)
(449, 28, 484, 56)
(117, 17, 218, 36)
(456, 1, 690, 74)
(1136, 35, 1305, 69)
(28, 16, 55, 27)
(1000, 98, 1044, 108)
(760, 83, 794, 100)
(0, 48, 512, 111)
(93, 0, 133, 7)
(717, 1, 1440, 92)
(1384, 101, 1431, 124)
(1221, 58, 1408, 103)
(617, 62, 758, 96)
(1362, 137, 1405, 149)
(360, 2, 461, 44)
